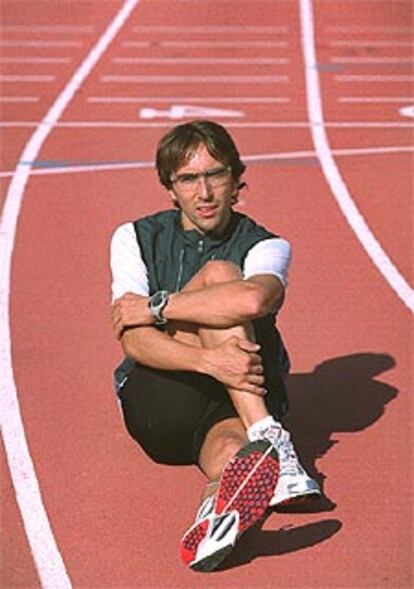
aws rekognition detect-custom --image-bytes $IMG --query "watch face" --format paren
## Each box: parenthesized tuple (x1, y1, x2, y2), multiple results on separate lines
(152, 292, 164, 307)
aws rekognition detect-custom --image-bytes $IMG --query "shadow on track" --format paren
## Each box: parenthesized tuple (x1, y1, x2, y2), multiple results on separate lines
(217, 519, 342, 570)
(282, 352, 398, 508)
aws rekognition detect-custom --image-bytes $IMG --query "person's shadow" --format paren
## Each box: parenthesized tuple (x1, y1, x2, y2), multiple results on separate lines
(218, 352, 398, 569)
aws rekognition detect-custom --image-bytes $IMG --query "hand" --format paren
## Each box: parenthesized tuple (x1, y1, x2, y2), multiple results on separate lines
(202, 336, 266, 396)
(111, 292, 152, 339)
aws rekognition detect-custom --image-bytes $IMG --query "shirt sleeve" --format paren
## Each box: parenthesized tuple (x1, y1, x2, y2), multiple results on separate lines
(110, 222, 149, 301)
(243, 238, 292, 287)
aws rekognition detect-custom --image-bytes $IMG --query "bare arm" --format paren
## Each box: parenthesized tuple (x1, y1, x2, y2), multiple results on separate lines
(112, 274, 284, 335)
(164, 274, 284, 327)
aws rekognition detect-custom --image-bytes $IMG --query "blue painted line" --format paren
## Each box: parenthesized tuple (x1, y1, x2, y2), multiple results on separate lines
(314, 63, 344, 72)
(19, 159, 154, 169)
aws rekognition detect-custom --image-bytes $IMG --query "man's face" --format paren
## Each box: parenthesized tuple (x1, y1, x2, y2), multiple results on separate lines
(168, 144, 237, 235)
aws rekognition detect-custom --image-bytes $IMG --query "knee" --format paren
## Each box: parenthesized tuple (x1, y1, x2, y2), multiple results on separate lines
(202, 260, 242, 286)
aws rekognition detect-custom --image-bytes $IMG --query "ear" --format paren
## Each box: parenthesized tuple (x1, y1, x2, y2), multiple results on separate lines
(168, 189, 180, 209)
(230, 178, 239, 205)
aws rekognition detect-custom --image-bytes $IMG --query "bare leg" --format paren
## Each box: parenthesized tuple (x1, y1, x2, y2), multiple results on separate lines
(169, 261, 273, 487)
(197, 417, 248, 500)
(171, 260, 271, 429)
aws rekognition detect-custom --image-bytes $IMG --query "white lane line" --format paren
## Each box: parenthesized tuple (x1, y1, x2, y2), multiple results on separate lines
(300, 0, 414, 312)
(122, 40, 288, 48)
(336, 75, 414, 82)
(112, 57, 290, 64)
(131, 25, 288, 33)
(0, 2, 140, 588)
(0, 96, 40, 103)
(1, 25, 94, 33)
(246, 144, 414, 160)
(331, 57, 414, 64)
(88, 96, 290, 103)
(1, 121, 412, 129)
(339, 96, 414, 103)
(331, 40, 413, 47)
(101, 74, 289, 83)
(0, 75, 56, 82)
(1, 145, 412, 180)
(0, 57, 72, 64)
(326, 25, 414, 34)
(0, 40, 83, 48)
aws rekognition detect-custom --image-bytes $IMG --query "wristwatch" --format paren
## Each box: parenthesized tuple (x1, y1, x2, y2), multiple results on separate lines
(148, 290, 170, 325)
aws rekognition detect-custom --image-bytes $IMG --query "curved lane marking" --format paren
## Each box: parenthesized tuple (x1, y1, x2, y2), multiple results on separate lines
(300, 0, 414, 312)
(0, 145, 412, 180)
(0, 1, 140, 587)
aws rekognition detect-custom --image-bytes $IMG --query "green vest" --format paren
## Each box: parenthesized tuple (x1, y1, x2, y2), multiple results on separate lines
(115, 210, 289, 416)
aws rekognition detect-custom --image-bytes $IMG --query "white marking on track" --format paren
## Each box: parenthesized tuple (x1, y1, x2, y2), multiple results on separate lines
(326, 25, 414, 34)
(399, 105, 414, 117)
(332, 57, 414, 64)
(0, 96, 40, 103)
(88, 96, 290, 104)
(336, 75, 414, 82)
(339, 96, 414, 103)
(0, 57, 72, 64)
(1, 25, 94, 33)
(0, 40, 83, 47)
(330, 40, 413, 47)
(122, 40, 288, 48)
(131, 25, 288, 34)
(0, 1, 140, 588)
(300, 0, 414, 312)
(1, 145, 412, 180)
(1, 120, 412, 129)
(0, 75, 56, 82)
(140, 105, 245, 119)
(101, 74, 289, 83)
(112, 57, 289, 64)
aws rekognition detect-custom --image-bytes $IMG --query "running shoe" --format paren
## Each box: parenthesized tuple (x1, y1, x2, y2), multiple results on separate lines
(250, 423, 321, 507)
(179, 439, 279, 572)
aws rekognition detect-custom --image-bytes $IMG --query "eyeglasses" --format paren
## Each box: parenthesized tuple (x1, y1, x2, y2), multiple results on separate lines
(170, 166, 232, 192)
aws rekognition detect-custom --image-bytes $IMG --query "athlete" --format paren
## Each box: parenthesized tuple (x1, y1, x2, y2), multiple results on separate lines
(110, 120, 321, 571)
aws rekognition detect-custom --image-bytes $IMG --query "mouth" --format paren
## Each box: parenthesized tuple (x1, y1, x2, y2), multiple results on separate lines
(196, 204, 219, 218)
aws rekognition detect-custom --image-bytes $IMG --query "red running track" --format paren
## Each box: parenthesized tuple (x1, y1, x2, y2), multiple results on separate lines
(1, 1, 413, 587)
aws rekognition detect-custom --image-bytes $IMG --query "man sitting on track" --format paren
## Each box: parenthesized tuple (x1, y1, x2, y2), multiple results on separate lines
(110, 120, 320, 572)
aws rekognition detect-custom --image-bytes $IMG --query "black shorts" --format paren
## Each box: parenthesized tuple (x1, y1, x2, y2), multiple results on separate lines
(118, 362, 288, 466)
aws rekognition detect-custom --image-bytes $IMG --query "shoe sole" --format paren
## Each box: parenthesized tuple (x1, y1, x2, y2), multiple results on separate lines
(180, 440, 279, 571)
(191, 545, 234, 573)
(215, 440, 279, 530)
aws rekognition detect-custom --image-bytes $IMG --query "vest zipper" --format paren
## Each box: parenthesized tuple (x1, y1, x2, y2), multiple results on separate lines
(175, 248, 185, 291)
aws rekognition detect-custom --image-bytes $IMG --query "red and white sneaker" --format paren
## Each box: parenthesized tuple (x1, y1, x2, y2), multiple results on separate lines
(179, 440, 279, 572)
(250, 424, 321, 508)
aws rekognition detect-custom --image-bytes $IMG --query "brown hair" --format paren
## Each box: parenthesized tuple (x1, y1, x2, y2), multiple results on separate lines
(155, 120, 246, 190)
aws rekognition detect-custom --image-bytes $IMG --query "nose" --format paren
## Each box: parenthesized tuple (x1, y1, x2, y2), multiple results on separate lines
(198, 175, 214, 199)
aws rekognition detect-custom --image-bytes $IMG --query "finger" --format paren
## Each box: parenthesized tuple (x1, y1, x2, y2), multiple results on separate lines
(249, 364, 264, 375)
(236, 385, 267, 397)
(248, 353, 263, 365)
(236, 339, 260, 352)
(245, 374, 265, 386)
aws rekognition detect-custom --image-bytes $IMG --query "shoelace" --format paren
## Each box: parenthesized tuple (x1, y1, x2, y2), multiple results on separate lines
(278, 440, 304, 476)
(257, 425, 303, 477)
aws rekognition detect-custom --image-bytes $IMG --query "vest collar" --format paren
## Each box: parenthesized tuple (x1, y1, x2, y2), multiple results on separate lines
(174, 210, 239, 246)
